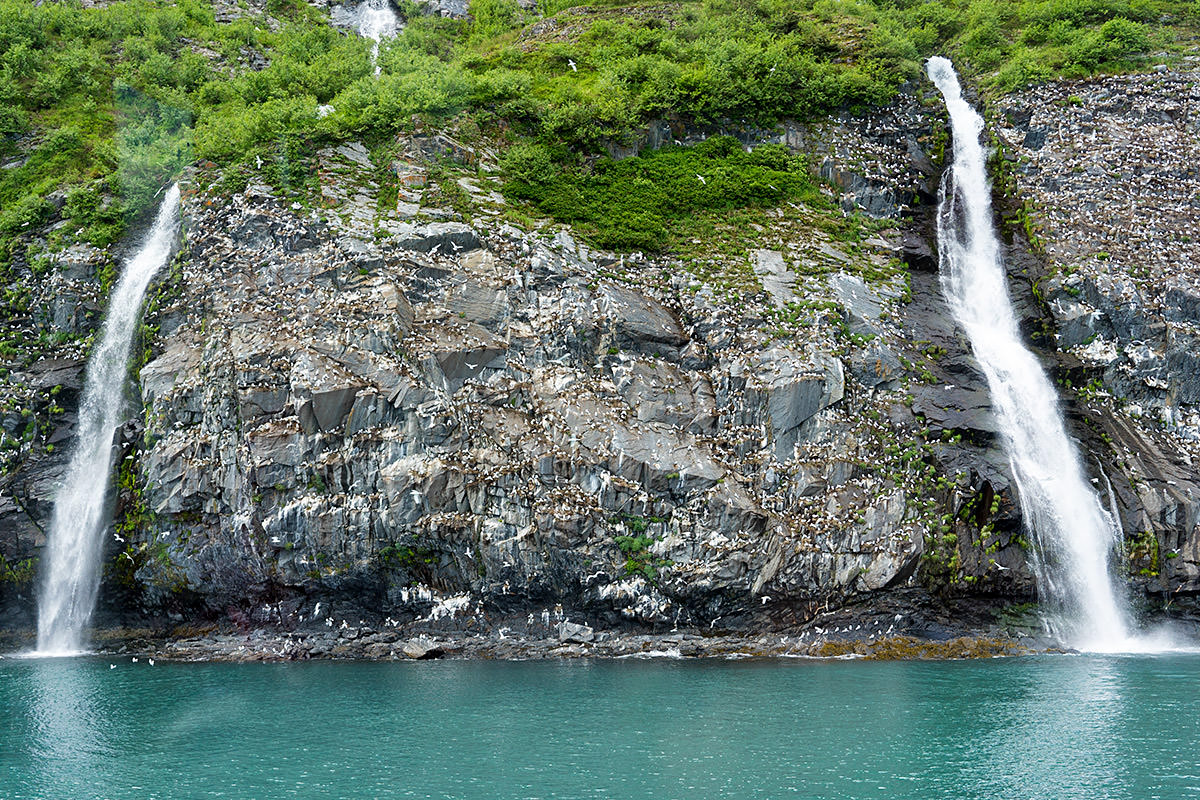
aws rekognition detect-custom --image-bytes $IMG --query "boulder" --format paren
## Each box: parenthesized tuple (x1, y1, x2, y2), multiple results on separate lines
(557, 621, 594, 643)
(401, 638, 445, 659)
(1166, 327, 1200, 404)
(51, 243, 107, 281)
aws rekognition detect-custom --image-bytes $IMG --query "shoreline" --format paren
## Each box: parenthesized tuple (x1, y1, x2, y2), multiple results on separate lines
(0, 625, 1042, 663)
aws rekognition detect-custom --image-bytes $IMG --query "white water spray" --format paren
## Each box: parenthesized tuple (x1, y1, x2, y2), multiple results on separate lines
(35, 184, 181, 656)
(926, 58, 1138, 651)
(355, 0, 400, 75)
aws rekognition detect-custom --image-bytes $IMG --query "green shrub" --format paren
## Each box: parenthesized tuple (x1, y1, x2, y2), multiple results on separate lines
(467, 0, 529, 44)
(1067, 16, 1150, 68)
(503, 135, 822, 252)
(0, 0, 1193, 271)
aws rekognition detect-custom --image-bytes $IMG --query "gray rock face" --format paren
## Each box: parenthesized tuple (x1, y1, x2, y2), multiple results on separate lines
(599, 283, 688, 352)
(8, 71, 1198, 637)
(394, 222, 480, 255)
(831, 272, 886, 337)
(557, 620, 594, 643)
(612, 357, 717, 433)
(71, 130, 958, 631)
(998, 69, 1200, 593)
(747, 347, 844, 460)
(849, 342, 903, 389)
(912, 384, 997, 435)
(751, 249, 797, 307)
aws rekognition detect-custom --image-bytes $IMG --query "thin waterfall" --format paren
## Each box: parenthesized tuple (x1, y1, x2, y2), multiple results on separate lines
(35, 184, 181, 656)
(925, 58, 1134, 650)
(357, 0, 400, 75)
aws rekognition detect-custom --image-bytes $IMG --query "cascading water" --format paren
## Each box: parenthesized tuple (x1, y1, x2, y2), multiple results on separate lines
(925, 57, 1136, 651)
(355, 0, 400, 75)
(35, 184, 181, 656)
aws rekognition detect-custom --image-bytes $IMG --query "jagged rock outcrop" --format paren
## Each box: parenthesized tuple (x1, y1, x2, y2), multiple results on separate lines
(4, 64, 1199, 639)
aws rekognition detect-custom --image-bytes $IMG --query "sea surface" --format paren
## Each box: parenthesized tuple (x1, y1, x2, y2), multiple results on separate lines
(2, 653, 1198, 799)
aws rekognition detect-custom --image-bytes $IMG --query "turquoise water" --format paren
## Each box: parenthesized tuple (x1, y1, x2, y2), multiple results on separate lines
(2, 655, 1198, 799)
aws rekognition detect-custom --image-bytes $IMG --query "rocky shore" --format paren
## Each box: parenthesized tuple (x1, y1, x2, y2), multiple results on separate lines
(9, 584, 1154, 661)
(1, 620, 1039, 664)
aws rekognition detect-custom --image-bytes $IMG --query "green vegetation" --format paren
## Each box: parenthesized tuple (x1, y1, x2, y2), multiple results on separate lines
(1127, 529, 1160, 577)
(615, 533, 664, 580)
(504, 135, 822, 251)
(115, 451, 153, 538)
(2, 0, 1194, 267)
(0, 553, 36, 586)
(613, 515, 672, 581)
(376, 541, 440, 571)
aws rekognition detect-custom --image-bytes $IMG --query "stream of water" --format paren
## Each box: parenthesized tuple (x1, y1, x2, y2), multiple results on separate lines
(926, 58, 1151, 651)
(35, 185, 181, 656)
(338, 0, 400, 75)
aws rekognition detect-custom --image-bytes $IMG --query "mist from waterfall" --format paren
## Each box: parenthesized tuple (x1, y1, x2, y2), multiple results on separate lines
(35, 184, 181, 656)
(925, 57, 1144, 651)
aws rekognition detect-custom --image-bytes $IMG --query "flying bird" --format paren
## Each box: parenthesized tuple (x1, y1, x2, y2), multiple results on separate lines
(568, 59, 577, 72)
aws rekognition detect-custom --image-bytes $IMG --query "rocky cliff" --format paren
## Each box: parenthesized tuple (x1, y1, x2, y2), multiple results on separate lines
(3, 63, 1199, 648)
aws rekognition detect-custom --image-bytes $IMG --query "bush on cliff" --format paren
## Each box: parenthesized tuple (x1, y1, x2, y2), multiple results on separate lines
(502, 135, 823, 252)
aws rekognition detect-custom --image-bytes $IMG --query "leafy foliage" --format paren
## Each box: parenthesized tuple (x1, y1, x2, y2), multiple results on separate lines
(503, 135, 824, 251)
(0, 0, 1195, 265)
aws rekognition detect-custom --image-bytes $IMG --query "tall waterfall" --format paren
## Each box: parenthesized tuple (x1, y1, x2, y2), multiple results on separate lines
(925, 58, 1134, 651)
(35, 184, 181, 656)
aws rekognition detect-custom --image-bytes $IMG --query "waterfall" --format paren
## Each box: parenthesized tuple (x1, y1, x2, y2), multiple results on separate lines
(35, 184, 181, 656)
(925, 58, 1135, 651)
(356, 0, 400, 75)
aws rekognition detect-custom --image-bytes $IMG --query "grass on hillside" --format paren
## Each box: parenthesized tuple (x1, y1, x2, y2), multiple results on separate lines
(0, 0, 1196, 267)
(502, 135, 827, 251)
